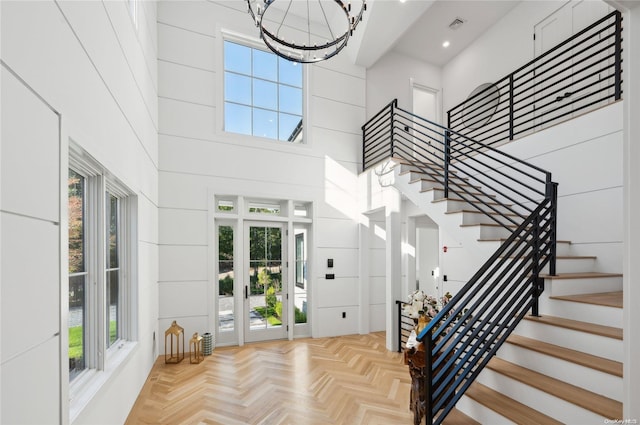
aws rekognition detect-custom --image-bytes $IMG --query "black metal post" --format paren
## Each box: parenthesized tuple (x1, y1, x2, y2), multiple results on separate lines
(425, 334, 434, 425)
(549, 182, 559, 276)
(509, 74, 514, 140)
(390, 100, 396, 158)
(396, 301, 403, 353)
(531, 213, 542, 317)
(614, 11, 623, 101)
(444, 130, 451, 199)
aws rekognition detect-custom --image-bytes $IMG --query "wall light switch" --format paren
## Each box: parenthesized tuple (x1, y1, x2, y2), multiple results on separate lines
(327, 258, 334, 267)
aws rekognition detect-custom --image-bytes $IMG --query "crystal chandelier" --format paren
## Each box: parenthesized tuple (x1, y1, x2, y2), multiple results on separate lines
(247, 0, 367, 64)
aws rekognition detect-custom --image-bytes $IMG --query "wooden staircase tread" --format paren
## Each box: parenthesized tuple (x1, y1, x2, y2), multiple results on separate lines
(524, 314, 623, 340)
(441, 408, 481, 425)
(506, 334, 623, 377)
(540, 271, 622, 279)
(465, 382, 563, 425)
(551, 291, 623, 308)
(431, 197, 503, 206)
(487, 357, 622, 420)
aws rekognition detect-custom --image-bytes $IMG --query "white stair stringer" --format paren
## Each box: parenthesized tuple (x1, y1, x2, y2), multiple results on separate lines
(392, 166, 498, 276)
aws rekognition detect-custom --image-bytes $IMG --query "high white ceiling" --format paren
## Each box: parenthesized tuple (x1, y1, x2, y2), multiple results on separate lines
(349, 0, 521, 68)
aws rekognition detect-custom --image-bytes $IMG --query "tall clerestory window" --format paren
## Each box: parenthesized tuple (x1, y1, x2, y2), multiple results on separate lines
(223, 39, 303, 142)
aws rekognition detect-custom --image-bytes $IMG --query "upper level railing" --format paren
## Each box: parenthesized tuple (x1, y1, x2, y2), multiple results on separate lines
(447, 10, 622, 154)
(362, 99, 557, 424)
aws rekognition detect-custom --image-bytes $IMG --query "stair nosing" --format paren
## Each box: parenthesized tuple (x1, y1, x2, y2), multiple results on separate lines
(465, 381, 563, 425)
(540, 272, 623, 279)
(506, 334, 622, 377)
(487, 357, 622, 419)
(550, 291, 623, 309)
(524, 314, 623, 340)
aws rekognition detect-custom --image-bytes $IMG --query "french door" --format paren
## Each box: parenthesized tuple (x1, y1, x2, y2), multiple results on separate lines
(244, 222, 287, 342)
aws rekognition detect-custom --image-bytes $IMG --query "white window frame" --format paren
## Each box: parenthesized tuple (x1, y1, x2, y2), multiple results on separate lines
(217, 30, 308, 146)
(67, 146, 138, 421)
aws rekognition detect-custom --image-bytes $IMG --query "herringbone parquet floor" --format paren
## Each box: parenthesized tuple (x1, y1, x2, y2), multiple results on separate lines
(126, 332, 475, 425)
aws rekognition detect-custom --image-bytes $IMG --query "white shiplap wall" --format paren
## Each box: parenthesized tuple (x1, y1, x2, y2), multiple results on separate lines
(1, 1, 159, 424)
(157, 0, 366, 343)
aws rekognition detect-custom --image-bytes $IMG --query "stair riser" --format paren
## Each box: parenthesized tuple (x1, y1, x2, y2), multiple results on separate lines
(540, 257, 596, 274)
(477, 369, 611, 424)
(538, 295, 623, 328)
(456, 395, 518, 425)
(514, 320, 623, 362)
(479, 240, 573, 257)
(474, 225, 514, 239)
(442, 199, 514, 216)
(431, 190, 497, 205)
(547, 276, 623, 297)
(497, 343, 623, 401)
(452, 211, 518, 226)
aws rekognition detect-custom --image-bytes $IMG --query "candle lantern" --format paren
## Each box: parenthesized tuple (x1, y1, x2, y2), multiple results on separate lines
(190, 332, 204, 364)
(164, 320, 185, 364)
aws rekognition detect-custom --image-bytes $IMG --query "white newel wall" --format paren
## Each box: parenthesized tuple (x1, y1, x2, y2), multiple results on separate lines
(1, 1, 159, 424)
(157, 0, 365, 345)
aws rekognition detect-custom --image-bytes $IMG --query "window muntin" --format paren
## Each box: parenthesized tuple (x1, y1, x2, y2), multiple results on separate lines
(223, 40, 303, 142)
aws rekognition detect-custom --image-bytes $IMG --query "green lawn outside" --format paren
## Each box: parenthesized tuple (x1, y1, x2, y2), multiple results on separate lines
(69, 321, 116, 359)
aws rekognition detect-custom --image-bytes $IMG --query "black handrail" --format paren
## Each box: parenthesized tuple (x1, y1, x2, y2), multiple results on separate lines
(447, 10, 623, 151)
(362, 98, 557, 424)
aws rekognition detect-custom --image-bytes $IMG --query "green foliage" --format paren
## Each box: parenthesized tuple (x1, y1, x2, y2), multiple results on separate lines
(275, 301, 283, 318)
(294, 306, 307, 324)
(69, 326, 83, 359)
(219, 275, 233, 296)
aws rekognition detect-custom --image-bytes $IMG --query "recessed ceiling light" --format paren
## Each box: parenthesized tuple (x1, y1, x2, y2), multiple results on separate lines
(399, 0, 407, 3)
(442, 41, 450, 48)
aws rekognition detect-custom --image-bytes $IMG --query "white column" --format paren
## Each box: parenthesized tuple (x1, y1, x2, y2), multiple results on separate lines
(623, 5, 640, 421)
(385, 190, 402, 351)
(358, 219, 370, 335)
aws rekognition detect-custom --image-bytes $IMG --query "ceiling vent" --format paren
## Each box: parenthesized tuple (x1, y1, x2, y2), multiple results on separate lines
(449, 17, 465, 30)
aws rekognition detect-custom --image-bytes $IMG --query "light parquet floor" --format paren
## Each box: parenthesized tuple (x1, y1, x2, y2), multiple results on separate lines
(126, 332, 453, 425)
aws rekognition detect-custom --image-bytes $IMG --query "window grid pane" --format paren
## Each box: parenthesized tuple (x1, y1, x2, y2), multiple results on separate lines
(224, 40, 303, 142)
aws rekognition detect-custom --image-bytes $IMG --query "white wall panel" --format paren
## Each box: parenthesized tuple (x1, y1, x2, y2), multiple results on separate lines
(369, 276, 386, 304)
(159, 245, 208, 282)
(159, 208, 208, 245)
(158, 22, 215, 71)
(316, 277, 359, 307)
(369, 304, 386, 332)
(311, 126, 361, 164)
(138, 195, 159, 244)
(157, 0, 218, 37)
(159, 281, 209, 318)
(316, 306, 359, 337)
(159, 170, 210, 211)
(315, 247, 358, 277)
(1, 213, 59, 362)
(158, 60, 215, 106)
(1, 337, 60, 425)
(314, 217, 358, 248)
(311, 96, 365, 134)
(159, 97, 215, 140)
(311, 66, 365, 107)
(369, 248, 386, 277)
(1, 68, 59, 222)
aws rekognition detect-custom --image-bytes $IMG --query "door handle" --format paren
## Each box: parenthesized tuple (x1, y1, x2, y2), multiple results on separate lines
(245, 286, 248, 299)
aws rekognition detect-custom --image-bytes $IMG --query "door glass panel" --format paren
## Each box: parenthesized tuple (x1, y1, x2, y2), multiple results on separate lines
(294, 231, 307, 324)
(248, 226, 282, 331)
(218, 225, 234, 333)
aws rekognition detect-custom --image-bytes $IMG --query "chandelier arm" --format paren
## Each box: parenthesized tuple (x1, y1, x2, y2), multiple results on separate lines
(307, 0, 312, 47)
(317, 0, 337, 43)
(275, 0, 294, 39)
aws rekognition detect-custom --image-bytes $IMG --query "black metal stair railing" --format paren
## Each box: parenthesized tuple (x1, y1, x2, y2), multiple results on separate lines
(362, 99, 557, 425)
(447, 10, 622, 154)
